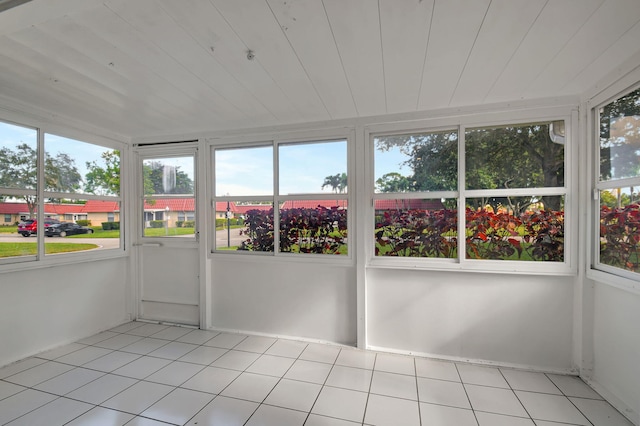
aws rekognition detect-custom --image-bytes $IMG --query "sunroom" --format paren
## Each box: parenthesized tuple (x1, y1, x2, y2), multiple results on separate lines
(1, 1, 640, 425)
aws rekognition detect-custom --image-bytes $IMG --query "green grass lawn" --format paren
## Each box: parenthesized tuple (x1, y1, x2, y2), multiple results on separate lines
(0, 242, 99, 257)
(0, 226, 18, 234)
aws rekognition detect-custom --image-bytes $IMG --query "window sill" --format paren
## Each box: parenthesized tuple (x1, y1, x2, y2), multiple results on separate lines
(0, 248, 128, 275)
(587, 268, 640, 296)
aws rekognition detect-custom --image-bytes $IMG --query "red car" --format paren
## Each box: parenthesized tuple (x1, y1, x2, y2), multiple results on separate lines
(17, 218, 60, 237)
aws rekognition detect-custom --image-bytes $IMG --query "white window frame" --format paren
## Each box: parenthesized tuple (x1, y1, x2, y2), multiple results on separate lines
(210, 130, 354, 263)
(366, 107, 577, 276)
(589, 81, 640, 287)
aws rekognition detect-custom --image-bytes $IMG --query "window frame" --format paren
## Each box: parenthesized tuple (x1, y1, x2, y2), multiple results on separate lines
(210, 130, 354, 262)
(590, 81, 640, 284)
(367, 109, 576, 275)
(0, 118, 126, 270)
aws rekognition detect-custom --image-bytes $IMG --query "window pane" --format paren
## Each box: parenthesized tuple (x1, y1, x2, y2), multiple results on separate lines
(279, 140, 347, 195)
(44, 200, 121, 255)
(374, 199, 457, 258)
(0, 196, 37, 260)
(143, 157, 194, 196)
(215, 146, 273, 196)
(374, 130, 458, 193)
(0, 121, 37, 190)
(465, 196, 564, 262)
(599, 190, 640, 273)
(232, 202, 274, 252)
(142, 198, 195, 238)
(599, 88, 640, 181)
(465, 123, 564, 190)
(279, 200, 348, 255)
(45, 134, 120, 196)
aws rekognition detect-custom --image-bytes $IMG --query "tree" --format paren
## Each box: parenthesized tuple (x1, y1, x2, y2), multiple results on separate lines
(0, 143, 82, 217)
(85, 150, 120, 195)
(376, 172, 412, 193)
(322, 173, 347, 193)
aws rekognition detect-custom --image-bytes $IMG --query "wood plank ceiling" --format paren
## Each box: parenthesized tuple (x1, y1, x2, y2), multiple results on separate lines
(0, 0, 639, 140)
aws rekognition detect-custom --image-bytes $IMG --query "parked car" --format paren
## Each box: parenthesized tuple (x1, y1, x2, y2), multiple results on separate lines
(17, 218, 60, 237)
(45, 222, 94, 237)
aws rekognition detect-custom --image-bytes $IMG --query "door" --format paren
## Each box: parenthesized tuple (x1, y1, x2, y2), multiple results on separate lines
(135, 145, 200, 326)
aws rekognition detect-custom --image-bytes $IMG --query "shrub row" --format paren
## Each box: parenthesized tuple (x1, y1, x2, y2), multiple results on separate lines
(101, 221, 120, 230)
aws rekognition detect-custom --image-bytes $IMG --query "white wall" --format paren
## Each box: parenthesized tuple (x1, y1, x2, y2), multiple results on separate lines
(589, 281, 640, 424)
(0, 257, 130, 367)
(211, 257, 356, 345)
(367, 268, 576, 372)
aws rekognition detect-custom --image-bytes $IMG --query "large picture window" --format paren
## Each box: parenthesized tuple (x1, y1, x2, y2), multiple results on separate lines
(373, 120, 567, 269)
(213, 138, 349, 256)
(596, 87, 640, 276)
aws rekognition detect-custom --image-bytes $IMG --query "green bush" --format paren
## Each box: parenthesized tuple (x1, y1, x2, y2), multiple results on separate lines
(102, 222, 112, 230)
(150, 220, 165, 228)
(76, 219, 91, 226)
(183, 220, 195, 228)
(175, 221, 184, 228)
(111, 221, 120, 230)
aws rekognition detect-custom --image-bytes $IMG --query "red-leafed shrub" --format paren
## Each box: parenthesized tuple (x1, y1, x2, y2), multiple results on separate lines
(600, 203, 640, 272)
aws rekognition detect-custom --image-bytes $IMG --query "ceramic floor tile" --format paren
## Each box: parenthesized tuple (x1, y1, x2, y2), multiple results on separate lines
(335, 348, 376, 370)
(4, 361, 74, 387)
(364, 394, 420, 426)
(325, 365, 373, 392)
(284, 359, 332, 384)
(204, 332, 248, 349)
(0, 389, 57, 424)
(177, 329, 220, 345)
(65, 406, 135, 425)
(102, 380, 174, 414)
(111, 356, 172, 380)
(5, 396, 93, 426)
(465, 383, 528, 417)
(416, 377, 471, 409)
(82, 350, 140, 372)
(109, 322, 146, 333)
(119, 338, 169, 355)
(299, 343, 341, 364)
(516, 390, 590, 425)
(211, 349, 260, 371)
(263, 378, 322, 412)
(457, 364, 510, 388)
(144, 360, 204, 386)
(246, 354, 296, 377)
(66, 373, 137, 404)
(220, 371, 279, 403)
(547, 374, 603, 399)
(34, 367, 104, 395)
(0, 358, 47, 379)
(123, 417, 170, 426)
(181, 366, 241, 394)
(55, 346, 113, 366)
(147, 341, 198, 360)
(0, 380, 26, 400)
(125, 323, 169, 337)
(419, 402, 478, 426)
(305, 414, 360, 425)
(569, 397, 635, 426)
(415, 358, 461, 382)
(475, 411, 536, 426)
(141, 387, 214, 425)
(374, 352, 416, 376)
(184, 395, 258, 426)
(265, 339, 308, 358)
(311, 386, 368, 423)
(233, 335, 277, 353)
(245, 404, 307, 426)
(178, 345, 228, 365)
(93, 333, 143, 350)
(76, 331, 119, 345)
(36, 342, 87, 360)
(501, 369, 563, 394)
(149, 326, 194, 341)
(370, 370, 418, 400)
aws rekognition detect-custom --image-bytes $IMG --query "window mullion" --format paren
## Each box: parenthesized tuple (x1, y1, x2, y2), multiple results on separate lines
(458, 125, 466, 266)
(36, 129, 45, 260)
(273, 142, 280, 254)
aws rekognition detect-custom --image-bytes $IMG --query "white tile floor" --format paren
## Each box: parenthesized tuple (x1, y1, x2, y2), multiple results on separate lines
(0, 322, 634, 426)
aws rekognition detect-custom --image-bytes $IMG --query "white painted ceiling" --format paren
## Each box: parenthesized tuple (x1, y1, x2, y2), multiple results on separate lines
(1, 0, 640, 140)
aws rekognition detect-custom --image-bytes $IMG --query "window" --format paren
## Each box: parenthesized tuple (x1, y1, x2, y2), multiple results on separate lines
(213, 138, 349, 255)
(0, 121, 122, 265)
(141, 155, 196, 238)
(596, 86, 640, 276)
(373, 120, 567, 270)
